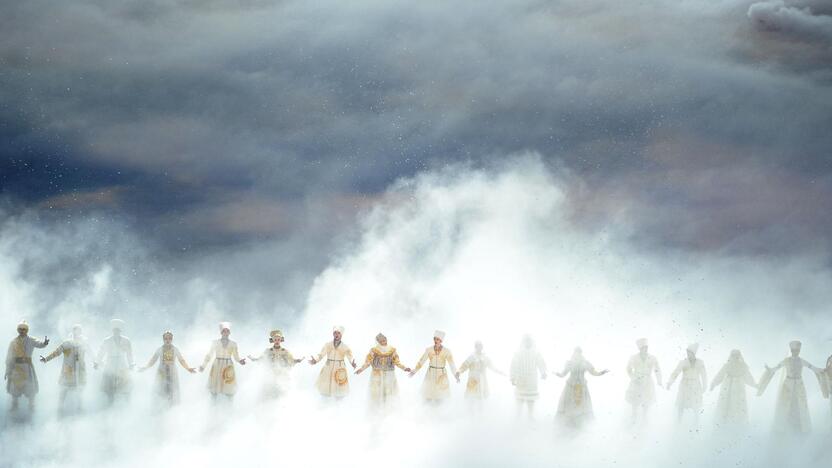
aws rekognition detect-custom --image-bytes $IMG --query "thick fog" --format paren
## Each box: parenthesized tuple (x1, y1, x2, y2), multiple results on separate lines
(2, 156, 831, 467)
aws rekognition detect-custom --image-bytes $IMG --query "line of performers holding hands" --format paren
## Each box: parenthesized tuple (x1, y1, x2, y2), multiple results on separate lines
(6, 319, 832, 433)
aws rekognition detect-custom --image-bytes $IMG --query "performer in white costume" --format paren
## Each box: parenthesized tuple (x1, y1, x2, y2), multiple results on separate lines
(40, 324, 89, 413)
(758, 340, 822, 435)
(456, 341, 504, 409)
(248, 329, 302, 399)
(410, 330, 458, 403)
(94, 319, 134, 405)
(555, 347, 608, 428)
(355, 333, 410, 411)
(199, 322, 246, 400)
(666, 343, 707, 423)
(710, 349, 757, 429)
(309, 326, 356, 399)
(510, 335, 547, 419)
(820, 354, 832, 423)
(625, 338, 662, 423)
(139, 331, 195, 405)
(5, 321, 48, 411)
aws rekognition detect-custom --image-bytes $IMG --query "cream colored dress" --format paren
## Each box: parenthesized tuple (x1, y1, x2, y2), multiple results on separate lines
(201, 339, 242, 396)
(5, 336, 47, 397)
(43, 339, 90, 388)
(360, 345, 407, 408)
(625, 353, 661, 407)
(146, 344, 191, 403)
(711, 357, 756, 427)
(314, 341, 354, 397)
(668, 358, 707, 411)
(413, 346, 457, 401)
(510, 348, 547, 401)
(458, 353, 496, 399)
(556, 357, 602, 426)
(96, 335, 134, 397)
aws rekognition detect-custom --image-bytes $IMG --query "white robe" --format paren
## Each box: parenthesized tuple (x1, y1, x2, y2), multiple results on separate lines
(5, 336, 47, 397)
(760, 356, 814, 434)
(201, 339, 242, 396)
(510, 348, 546, 401)
(556, 358, 600, 426)
(314, 341, 354, 398)
(625, 353, 661, 407)
(413, 346, 457, 401)
(360, 345, 406, 408)
(668, 358, 707, 411)
(459, 353, 496, 399)
(96, 335, 134, 397)
(711, 359, 756, 427)
(252, 346, 297, 398)
(146, 344, 190, 403)
(43, 339, 90, 388)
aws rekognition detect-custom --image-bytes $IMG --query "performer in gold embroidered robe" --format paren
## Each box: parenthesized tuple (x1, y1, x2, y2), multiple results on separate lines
(355, 333, 410, 411)
(308, 326, 356, 398)
(456, 341, 504, 404)
(625, 338, 662, 423)
(94, 319, 134, 404)
(555, 347, 609, 429)
(248, 329, 302, 399)
(199, 322, 246, 399)
(667, 343, 708, 424)
(40, 324, 88, 412)
(5, 321, 48, 410)
(409, 330, 458, 403)
(757, 340, 822, 435)
(139, 331, 195, 404)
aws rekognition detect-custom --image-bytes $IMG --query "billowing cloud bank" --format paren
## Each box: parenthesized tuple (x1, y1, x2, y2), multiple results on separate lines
(1, 157, 831, 467)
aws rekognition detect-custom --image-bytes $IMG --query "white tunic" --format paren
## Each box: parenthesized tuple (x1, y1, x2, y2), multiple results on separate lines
(359, 345, 407, 408)
(458, 353, 496, 399)
(252, 346, 297, 398)
(146, 344, 191, 403)
(43, 339, 90, 388)
(625, 353, 661, 407)
(201, 339, 242, 396)
(413, 346, 457, 401)
(5, 336, 47, 397)
(510, 348, 547, 401)
(760, 356, 814, 434)
(711, 358, 756, 427)
(314, 341, 354, 398)
(96, 335, 134, 396)
(668, 358, 707, 410)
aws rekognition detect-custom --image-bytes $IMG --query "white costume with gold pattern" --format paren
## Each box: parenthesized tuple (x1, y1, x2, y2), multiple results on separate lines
(43, 339, 89, 388)
(5, 336, 47, 397)
(146, 344, 191, 403)
(413, 347, 457, 401)
(202, 339, 242, 396)
(556, 355, 602, 426)
(314, 341, 354, 398)
(458, 352, 496, 399)
(252, 346, 297, 398)
(361, 345, 407, 408)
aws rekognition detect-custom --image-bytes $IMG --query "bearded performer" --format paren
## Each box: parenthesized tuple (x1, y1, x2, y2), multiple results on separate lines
(309, 326, 356, 399)
(410, 330, 459, 403)
(5, 321, 49, 411)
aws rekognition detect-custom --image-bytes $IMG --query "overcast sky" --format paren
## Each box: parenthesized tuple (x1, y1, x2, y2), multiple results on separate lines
(1, 0, 829, 257)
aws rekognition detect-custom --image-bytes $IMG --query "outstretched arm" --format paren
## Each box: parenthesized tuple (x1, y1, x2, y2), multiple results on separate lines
(667, 361, 682, 390)
(393, 351, 410, 372)
(654, 358, 663, 387)
(200, 342, 215, 372)
(140, 348, 161, 371)
(410, 349, 429, 376)
(175, 348, 196, 373)
(356, 350, 373, 374)
(41, 344, 64, 363)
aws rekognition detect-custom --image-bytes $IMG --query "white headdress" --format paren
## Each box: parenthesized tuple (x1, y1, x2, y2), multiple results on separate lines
(219, 322, 232, 332)
(434, 330, 446, 340)
(789, 340, 802, 351)
(687, 343, 699, 354)
(110, 319, 125, 330)
(333, 325, 345, 334)
(636, 338, 648, 349)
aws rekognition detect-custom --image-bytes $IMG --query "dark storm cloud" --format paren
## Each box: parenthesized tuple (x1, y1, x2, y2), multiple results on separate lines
(1, 0, 830, 253)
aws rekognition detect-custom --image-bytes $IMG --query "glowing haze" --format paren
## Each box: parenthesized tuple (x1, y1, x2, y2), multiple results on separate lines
(1, 0, 831, 466)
